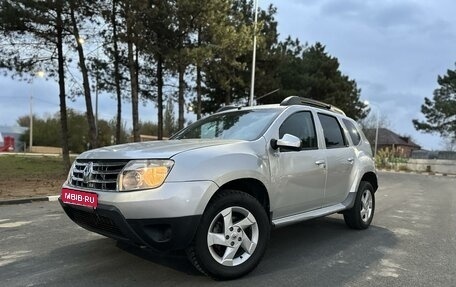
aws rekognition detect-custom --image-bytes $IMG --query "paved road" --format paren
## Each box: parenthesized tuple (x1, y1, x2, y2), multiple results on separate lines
(1, 172, 455, 286)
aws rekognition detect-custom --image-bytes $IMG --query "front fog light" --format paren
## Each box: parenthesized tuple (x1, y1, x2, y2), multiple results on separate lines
(118, 160, 174, 191)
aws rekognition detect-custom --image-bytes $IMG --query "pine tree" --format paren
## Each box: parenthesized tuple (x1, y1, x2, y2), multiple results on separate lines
(413, 64, 456, 142)
(95, 0, 127, 144)
(68, 0, 98, 148)
(199, 0, 254, 114)
(261, 41, 367, 120)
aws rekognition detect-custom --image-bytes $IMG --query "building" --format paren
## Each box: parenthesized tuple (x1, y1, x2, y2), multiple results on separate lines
(365, 128, 421, 158)
(0, 125, 27, 152)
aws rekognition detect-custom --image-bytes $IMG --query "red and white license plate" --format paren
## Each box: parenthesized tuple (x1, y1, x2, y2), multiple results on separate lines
(61, 188, 98, 209)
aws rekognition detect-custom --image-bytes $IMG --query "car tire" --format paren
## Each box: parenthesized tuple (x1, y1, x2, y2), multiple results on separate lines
(186, 190, 270, 280)
(343, 181, 375, 230)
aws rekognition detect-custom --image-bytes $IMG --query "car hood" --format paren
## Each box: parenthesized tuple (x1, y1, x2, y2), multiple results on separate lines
(77, 139, 244, 160)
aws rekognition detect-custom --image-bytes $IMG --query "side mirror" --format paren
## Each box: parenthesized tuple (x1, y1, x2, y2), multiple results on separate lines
(271, 134, 301, 150)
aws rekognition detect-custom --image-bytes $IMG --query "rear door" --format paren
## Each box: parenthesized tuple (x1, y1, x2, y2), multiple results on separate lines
(317, 113, 356, 206)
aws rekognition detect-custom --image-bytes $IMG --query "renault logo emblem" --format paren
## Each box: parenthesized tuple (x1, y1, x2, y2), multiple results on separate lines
(83, 162, 94, 184)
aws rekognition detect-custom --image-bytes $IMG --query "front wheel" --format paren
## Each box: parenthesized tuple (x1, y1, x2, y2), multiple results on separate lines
(343, 181, 375, 229)
(186, 190, 270, 280)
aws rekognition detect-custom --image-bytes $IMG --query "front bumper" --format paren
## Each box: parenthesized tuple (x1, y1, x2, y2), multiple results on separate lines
(61, 181, 219, 219)
(59, 199, 201, 251)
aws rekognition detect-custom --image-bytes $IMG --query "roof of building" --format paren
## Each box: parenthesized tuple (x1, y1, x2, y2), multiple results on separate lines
(365, 128, 421, 149)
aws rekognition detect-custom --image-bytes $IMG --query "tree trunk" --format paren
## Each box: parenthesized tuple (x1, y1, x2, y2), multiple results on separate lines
(196, 66, 202, 119)
(56, 2, 71, 172)
(177, 28, 185, 130)
(126, 8, 140, 142)
(178, 61, 185, 130)
(112, 0, 122, 144)
(69, 3, 97, 149)
(196, 28, 202, 120)
(157, 53, 164, 140)
(225, 88, 231, 105)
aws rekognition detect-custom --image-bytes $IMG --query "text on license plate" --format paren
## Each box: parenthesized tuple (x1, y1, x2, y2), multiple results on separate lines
(61, 188, 98, 208)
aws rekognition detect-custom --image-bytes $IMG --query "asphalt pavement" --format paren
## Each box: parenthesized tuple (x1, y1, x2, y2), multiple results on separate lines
(1, 172, 455, 286)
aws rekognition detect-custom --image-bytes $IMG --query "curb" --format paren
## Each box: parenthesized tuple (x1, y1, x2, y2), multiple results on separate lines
(378, 169, 456, 178)
(0, 195, 60, 206)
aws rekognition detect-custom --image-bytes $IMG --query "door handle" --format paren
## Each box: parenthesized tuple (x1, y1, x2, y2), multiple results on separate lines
(347, 157, 354, 164)
(315, 160, 326, 168)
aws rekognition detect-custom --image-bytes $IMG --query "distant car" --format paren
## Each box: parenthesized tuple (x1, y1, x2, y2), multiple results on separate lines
(60, 96, 378, 279)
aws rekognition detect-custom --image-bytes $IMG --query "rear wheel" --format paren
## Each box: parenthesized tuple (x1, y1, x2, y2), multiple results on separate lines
(187, 190, 270, 280)
(344, 181, 375, 229)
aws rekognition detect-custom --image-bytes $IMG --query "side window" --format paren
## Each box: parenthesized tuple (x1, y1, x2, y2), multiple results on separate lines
(343, 119, 361, 146)
(279, 111, 318, 150)
(318, 113, 347, 149)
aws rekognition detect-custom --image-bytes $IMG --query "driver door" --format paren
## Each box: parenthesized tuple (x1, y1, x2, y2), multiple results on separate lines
(269, 111, 327, 218)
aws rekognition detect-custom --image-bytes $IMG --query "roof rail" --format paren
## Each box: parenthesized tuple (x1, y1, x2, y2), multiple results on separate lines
(280, 96, 346, 116)
(216, 105, 241, 113)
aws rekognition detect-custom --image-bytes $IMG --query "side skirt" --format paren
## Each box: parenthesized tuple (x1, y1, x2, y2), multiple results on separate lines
(271, 192, 356, 228)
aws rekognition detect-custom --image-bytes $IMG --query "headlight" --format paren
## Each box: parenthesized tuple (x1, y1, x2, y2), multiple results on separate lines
(66, 161, 76, 184)
(118, 160, 174, 191)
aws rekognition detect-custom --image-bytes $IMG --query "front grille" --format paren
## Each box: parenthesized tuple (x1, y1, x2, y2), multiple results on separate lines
(70, 208, 125, 238)
(70, 160, 128, 191)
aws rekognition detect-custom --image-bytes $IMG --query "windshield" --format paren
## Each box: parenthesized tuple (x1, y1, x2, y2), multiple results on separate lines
(172, 109, 281, 141)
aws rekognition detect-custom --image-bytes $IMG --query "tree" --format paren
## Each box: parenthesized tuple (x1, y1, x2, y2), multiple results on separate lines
(190, 0, 222, 120)
(173, 0, 193, 130)
(56, 1, 71, 170)
(110, 0, 125, 144)
(199, 0, 255, 114)
(138, 0, 175, 140)
(0, 0, 71, 171)
(246, 4, 281, 103)
(441, 138, 456, 151)
(68, 0, 98, 148)
(93, 0, 127, 144)
(18, 110, 123, 153)
(2, 0, 368, 146)
(261, 41, 367, 120)
(138, 121, 158, 136)
(164, 96, 178, 137)
(124, 0, 141, 142)
(413, 64, 456, 143)
(196, 3, 366, 120)
(362, 111, 391, 128)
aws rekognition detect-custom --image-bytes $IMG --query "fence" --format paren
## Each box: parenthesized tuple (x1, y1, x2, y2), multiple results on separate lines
(411, 150, 456, 160)
(30, 146, 62, 154)
(404, 159, 456, 174)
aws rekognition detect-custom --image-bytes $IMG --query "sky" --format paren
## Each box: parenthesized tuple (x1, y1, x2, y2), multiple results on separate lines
(267, 0, 456, 150)
(0, 0, 455, 150)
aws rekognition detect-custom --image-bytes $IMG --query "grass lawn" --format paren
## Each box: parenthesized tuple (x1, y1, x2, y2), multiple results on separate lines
(0, 155, 72, 199)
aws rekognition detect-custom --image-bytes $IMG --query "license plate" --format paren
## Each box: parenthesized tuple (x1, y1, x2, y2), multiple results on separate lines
(61, 188, 98, 209)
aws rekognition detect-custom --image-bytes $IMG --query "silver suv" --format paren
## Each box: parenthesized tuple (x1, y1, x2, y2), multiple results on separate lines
(60, 96, 377, 279)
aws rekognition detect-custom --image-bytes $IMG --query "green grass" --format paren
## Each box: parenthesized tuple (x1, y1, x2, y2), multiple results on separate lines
(0, 155, 69, 180)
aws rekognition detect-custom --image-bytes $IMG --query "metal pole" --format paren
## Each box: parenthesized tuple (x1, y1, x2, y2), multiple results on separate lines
(95, 47, 99, 135)
(249, 0, 259, 107)
(29, 95, 33, 152)
(364, 100, 380, 158)
(374, 111, 379, 158)
(96, 72, 98, 129)
(29, 71, 44, 153)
